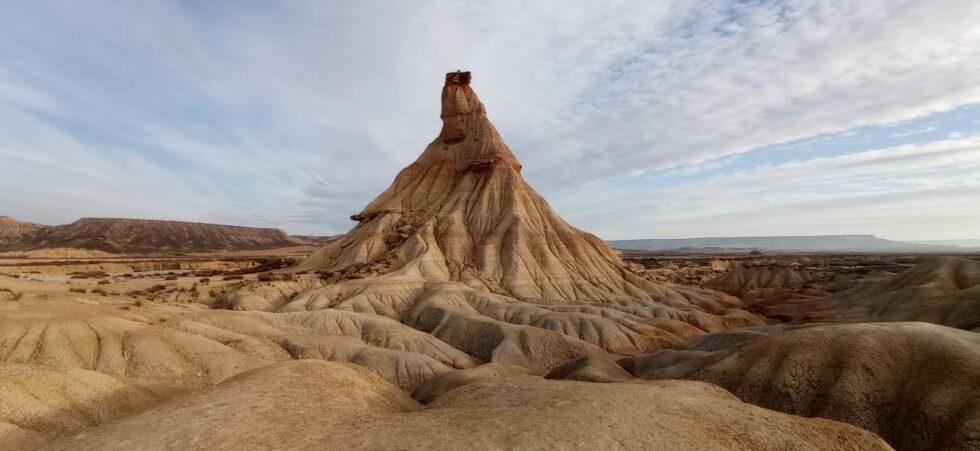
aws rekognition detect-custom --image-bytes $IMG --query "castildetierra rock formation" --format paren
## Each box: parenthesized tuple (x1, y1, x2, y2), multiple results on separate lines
(253, 71, 767, 381)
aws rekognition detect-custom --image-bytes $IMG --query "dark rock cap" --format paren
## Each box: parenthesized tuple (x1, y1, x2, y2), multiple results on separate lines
(445, 70, 471, 85)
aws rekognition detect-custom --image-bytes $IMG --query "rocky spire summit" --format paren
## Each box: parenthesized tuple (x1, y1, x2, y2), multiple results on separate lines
(434, 70, 522, 172)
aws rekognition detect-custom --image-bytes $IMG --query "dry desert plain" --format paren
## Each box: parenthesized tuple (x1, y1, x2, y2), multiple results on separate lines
(0, 73, 977, 450)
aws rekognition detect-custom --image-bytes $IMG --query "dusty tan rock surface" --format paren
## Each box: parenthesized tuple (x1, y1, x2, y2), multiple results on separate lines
(621, 322, 980, 450)
(47, 360, 890, 451)
(544, 355, 633, 383)
(411, 362, 529, 403)
(0, 364, 159, 450)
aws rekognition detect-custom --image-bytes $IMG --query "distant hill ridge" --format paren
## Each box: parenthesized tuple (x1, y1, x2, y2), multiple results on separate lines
(608, 234, 975, 252)
(1, 217, 331, 254)
(0, 215, 46, 243)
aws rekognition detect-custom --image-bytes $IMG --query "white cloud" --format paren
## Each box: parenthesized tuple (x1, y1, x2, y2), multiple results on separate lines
(567, 137, 980, 240)
(0, 0, 978, 238)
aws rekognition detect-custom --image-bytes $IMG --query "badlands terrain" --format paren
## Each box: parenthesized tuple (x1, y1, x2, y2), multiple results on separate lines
(0, 73, 977, 450)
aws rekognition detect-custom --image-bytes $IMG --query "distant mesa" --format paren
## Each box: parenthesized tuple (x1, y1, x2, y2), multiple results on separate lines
(608, 234, 977, 252)
(0, 216, 337, 254)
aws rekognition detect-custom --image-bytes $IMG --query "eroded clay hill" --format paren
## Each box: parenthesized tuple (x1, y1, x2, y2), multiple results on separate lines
(621, 322, 980, 451)
(832, 256, 980, 330)
(13, 218, 305, 254)
(0, 216, 45, 243)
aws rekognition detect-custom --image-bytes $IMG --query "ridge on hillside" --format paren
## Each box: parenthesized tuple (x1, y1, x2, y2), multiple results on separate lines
(0, 215, 46, 243)
(831, 256, 980, 330)
(9, 217, 306, 254)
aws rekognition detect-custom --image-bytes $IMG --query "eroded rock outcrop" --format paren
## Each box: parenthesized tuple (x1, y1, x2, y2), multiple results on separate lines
(621, 322, 980, 451)
(831, 256, 980, 330)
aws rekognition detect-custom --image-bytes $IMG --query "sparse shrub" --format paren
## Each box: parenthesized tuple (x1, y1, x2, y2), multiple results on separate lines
(69, 287, 87, 294)
(91, 288, 108, 296)
(0, 287, 23, 301)
(147, 284, 167, 293)
(119, 306, 130, 311)
(223, 275, 243, 281)
(164, 275, 178, 281)
(70, 271, 108, 279)
(257, 273, 284, 282)
(97, 279, 110, 285)
(199, 277, 210, 283)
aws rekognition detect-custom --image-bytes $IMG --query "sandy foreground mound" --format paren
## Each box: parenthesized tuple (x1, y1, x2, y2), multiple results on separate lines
(46, 360, 889, 451)
(621, 322, 980, 451)
(0, 364, 158, 450)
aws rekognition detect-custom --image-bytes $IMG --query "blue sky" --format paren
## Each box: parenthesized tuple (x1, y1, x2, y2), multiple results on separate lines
(1, 0, 978, 241)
